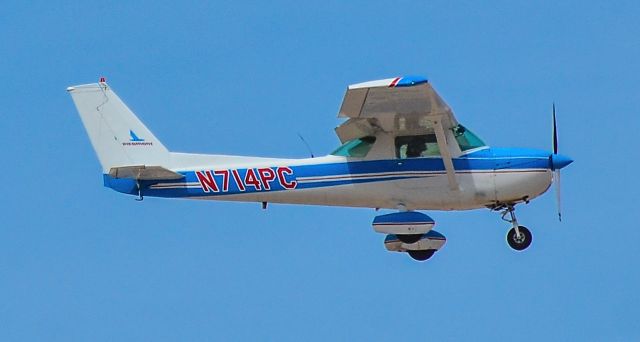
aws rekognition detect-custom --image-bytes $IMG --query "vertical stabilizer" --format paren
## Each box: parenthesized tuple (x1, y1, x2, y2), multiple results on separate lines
(67, 82, 169, 172)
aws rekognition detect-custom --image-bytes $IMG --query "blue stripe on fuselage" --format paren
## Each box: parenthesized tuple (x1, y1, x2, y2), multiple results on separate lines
(103, 147, 551, 197)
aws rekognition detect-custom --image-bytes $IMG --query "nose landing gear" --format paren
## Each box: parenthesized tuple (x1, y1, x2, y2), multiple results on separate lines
(506, 225, 532, 250)
(501, 205, 532, 251)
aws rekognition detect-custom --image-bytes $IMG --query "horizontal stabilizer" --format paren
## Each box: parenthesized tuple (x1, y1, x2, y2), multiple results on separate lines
(108, 166, 184, 181)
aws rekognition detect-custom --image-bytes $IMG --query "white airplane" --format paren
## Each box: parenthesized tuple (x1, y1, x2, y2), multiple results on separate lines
(67, 76, 572, 261)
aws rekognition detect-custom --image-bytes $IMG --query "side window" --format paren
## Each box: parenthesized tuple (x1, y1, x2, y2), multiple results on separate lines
(395, 134, 440, 159)
(331, 136, 377, 158)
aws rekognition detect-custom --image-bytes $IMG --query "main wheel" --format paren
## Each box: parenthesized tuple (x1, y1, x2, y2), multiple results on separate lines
(506, 226, 532, 251)
(407, 249, 436, 261)
(397, 234, 423, 244)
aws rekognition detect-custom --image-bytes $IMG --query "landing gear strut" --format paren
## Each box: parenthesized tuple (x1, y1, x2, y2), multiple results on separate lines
(501, 205, 532, 251)
(135, 180, 144, 201)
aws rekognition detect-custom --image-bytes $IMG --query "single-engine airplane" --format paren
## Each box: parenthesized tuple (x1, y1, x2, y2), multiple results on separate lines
(68, 76, 572, 261)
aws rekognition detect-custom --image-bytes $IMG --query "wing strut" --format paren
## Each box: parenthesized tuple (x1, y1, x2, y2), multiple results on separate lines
(432, 117, 459, 190)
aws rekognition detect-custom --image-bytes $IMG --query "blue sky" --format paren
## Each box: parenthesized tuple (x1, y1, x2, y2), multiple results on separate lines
(1, 1, 639, 340)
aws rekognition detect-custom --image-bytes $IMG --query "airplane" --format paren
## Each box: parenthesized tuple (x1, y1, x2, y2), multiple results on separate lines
(67, 76, 573, 262)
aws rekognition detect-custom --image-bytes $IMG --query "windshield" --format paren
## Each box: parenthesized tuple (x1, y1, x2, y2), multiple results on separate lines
(452, 125, 486, 151)
(331, 136, 376, 157)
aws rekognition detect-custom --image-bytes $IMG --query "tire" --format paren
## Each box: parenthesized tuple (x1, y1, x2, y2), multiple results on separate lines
(408, 249, 436, 261)
(507, 226, 532, 251)
(397, 234, 423, 244)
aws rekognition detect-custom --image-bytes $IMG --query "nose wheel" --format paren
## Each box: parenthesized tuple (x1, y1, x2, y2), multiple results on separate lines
(507, 225, 532, 250)
(501, 205, 533, 251)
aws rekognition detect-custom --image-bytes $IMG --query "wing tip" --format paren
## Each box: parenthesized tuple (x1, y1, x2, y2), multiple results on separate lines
(395, 75, 428, 87)
(348, 75, 428, 90)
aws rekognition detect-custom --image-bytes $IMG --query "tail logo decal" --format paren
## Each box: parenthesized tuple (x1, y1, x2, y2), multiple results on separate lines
(122, 130, 153, 146)
(129, 130, 144, 141)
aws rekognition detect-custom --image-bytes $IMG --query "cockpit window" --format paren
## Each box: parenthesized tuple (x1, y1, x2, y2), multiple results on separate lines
(452, 125, 486, 151)
(395, 134, 440, 159)
(331, 136, 376, 157)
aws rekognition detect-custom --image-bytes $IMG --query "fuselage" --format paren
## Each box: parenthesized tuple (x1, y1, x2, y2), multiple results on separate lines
(104, 147, 559, 211)
(69, 79, 575, 261)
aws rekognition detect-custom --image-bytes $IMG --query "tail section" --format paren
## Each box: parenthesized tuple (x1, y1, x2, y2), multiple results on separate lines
(67, 81, 169, 172)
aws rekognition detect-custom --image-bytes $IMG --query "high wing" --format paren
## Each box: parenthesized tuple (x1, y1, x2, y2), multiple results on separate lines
(336, 76, 459, 142)
(335, 76, 460, 189)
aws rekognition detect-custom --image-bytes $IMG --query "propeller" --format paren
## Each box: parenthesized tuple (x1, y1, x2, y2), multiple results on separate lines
(549, 103, 572, 221)
(552, 104, 561, 221)
(552, 103, 558, 155)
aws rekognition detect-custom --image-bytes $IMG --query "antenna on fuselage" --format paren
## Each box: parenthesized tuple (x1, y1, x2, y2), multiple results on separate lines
(297, 133, 315, 158)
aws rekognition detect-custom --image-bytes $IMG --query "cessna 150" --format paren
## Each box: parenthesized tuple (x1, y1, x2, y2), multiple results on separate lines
(68, 76, 572, 261)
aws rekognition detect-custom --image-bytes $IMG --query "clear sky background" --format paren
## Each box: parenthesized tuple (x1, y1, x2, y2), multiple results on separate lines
(1, 1, 639, 340)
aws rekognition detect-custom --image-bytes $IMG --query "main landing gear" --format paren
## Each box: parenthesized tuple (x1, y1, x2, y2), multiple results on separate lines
(407, 249, 436, 261)
(501, 205, 532, 251)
